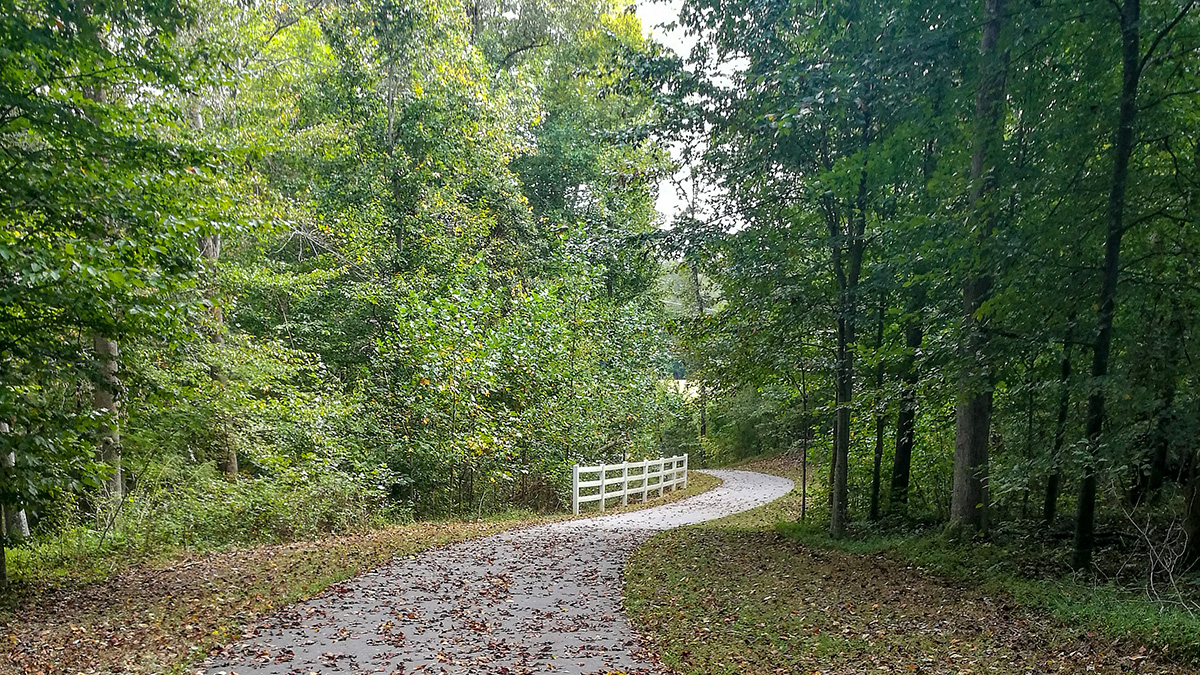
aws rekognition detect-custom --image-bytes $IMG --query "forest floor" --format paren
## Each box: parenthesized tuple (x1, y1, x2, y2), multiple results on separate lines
(625, 456, 1196, 675)
(0, 471, 721, 675)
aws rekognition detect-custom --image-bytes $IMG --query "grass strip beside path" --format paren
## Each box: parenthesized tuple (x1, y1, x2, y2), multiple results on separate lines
(2, 471, 721, 675)
(625, 459, 1192, 674)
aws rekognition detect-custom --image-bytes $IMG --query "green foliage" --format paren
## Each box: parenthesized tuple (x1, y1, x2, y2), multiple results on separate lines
(645, 0, 1200, 569)
(1, 0, 685, 586)
(0, 0, 229, 545)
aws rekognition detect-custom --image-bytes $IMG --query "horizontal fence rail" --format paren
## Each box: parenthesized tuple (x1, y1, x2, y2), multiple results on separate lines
(571, 454, 688, 515)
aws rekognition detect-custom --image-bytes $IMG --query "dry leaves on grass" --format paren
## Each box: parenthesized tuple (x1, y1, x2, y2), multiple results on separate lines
(628, 528, 1191, 674)
(626, 464, 1190, 675)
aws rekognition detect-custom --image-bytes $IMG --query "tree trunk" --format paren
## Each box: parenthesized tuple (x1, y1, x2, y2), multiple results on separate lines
(950, 0, 1008, 535)
(93, 334, 122, 500)
(79, 82, 124, 501)
(690, 263, 708, 446)
(1, 460, 28, 541)
(1183, 453, 1200, 572)
(199, 235, 224, 343)
(799, 367, 810, 522)
(831, 314, 854, 537)
(828, 99, 871, 538)
(1043, 320, 1074, 526)
(1072, 0, 1140, 572)
(190, 99, 237, 480)
(0, 422, 28, 541)
(869, 300, 886, 521)
(199, 233, 237, 479)
(890, 289, 923, 510)
(1132, 300, 1183, 505)
(1187, 145, 1200, 567)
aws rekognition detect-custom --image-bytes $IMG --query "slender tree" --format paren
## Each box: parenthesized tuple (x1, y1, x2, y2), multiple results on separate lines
(1072, 0, 1144, 571)
(950, 0, 1009, 535)
(869, 298, 887, 521)
(890, 287, 924, 511)
(1043, 319, 1074, 525)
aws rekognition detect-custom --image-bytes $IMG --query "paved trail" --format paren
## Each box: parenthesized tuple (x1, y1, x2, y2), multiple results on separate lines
(202, 469, 794, 675)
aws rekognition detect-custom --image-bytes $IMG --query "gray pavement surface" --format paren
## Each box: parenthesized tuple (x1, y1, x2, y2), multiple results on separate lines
(201, 469, 794, 675)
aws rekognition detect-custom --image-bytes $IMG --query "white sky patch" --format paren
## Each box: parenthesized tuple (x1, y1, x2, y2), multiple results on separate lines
(634, 0, 744, 230)
(634, 0, 695, 226)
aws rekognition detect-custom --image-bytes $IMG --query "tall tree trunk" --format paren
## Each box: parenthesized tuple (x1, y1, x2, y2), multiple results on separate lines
(828, 104, 871, 538)
(1183, 450, 1200, 571)
(890, 288, 924, 511)
(690, 263, 708, 449)
(799, 367, 810, 521)
(0, 422, 28, 541)
(80, 83, 123, 502)
(1073, 0, 1141, 571)
(869, 299, 886, 521)
(1043, 319, 1074, 526)
(889, 124, 937, 515)
(831, 306, 854, 536)
(1187, 144, 1200, 566)
(199, 233, 235, 479)
(94, 334, 122, 500)
(1187, 145, 1200, 567)
(950, 0, 1008, 535)
(191, 101, 237, 480)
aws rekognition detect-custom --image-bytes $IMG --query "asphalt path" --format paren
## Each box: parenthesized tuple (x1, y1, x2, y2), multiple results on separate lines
(202, 469, 794, 675)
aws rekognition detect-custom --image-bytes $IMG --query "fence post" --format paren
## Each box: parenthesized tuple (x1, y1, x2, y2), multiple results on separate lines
(640, 460, 647, 501)
(598, 464, 606, 513)
(621, 464, 629, 506)
(572, 463, 580, 515)
(683, 454, 688, 489)
(648, 456, 657, 499)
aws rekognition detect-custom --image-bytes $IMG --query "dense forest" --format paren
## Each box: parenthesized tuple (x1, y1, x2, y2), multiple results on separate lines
(657, 0, 1200, 577)
(4, 0, 1200, 647)
(0, 0, 698, 585)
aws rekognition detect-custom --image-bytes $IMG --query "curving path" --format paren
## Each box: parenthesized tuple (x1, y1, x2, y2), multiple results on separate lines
(202, 469, 794, 675)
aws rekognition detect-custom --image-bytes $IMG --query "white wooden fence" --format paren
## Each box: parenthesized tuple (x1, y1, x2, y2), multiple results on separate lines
(571, 455, 688, 515)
